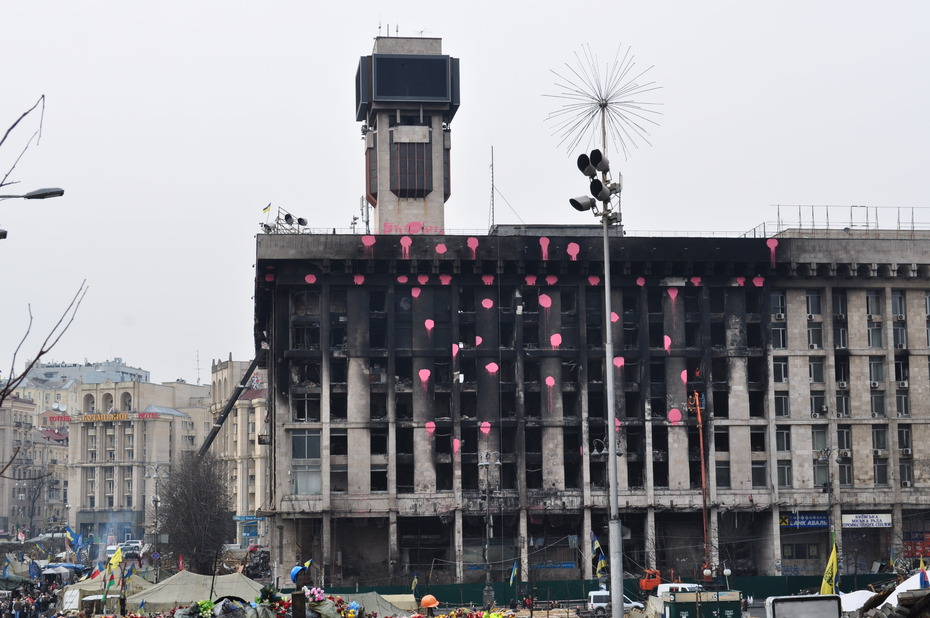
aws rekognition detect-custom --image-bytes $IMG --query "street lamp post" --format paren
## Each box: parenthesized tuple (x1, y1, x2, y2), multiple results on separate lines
(569, 151, 623, 618)
(1, 187, 65, 239)
(144, 463, 169, 582)
(479, 452, 502, 609)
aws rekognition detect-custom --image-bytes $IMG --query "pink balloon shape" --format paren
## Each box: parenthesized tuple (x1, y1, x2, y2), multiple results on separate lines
(539, 294, 552, 308)
(485, 362, 499, 374)
(668, 288, 678, 301)
(452, 343, 459, 357)
(475, 335, 483, 346)
(418, 275, 429, 285)
(362, 235, 376, 247)
(539, 237, 550, 260)
(588, 276, 601, 286)
(353, 274, 365, 285)
(668, 408, 683, 426)
(690, 276, 702, 287)
(613, 357, 624, 368)
(545, 376, 556, 387)
(425, 421, 436, 434)
(545, 275, 558, 286)
(480, 421, 491, 434)
(439, 274, 452, 285)
(397, 275, 409, 284)
(610, 312, 620, 323)
(681, 370, 688, 384)
(481, 298, 494, 309)
(305, 274, 317, 284)
(424, 319, 435, 332)
(264, 274, 275, 282)
(663, 335, 672, 352)
(736, 277, 746, 287)
(411, 287, 421, 298)
(566, 242, 580, 261)
(550, 333, 562, 348)
(752, 276, 765, 287)
(636, 277, 646, 286)
(525, 275, 537, 286)
(419, 369, 431, 383)
(453, 438, 461, 453)
(435, 243, 447, 254)
(482, 275, 495, 286)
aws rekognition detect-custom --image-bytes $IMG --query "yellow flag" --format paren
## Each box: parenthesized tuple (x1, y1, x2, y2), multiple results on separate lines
(820, 543, 837, 594)
(109, 546, 123, 568)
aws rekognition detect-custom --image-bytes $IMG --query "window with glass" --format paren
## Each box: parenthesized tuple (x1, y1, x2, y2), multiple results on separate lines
(900, 462, 914, 486)
(866, 290, 884, 316)
(893, 324, 907, 348)
(714, 427, 730, 452)
(808, 323, 823, 348)
(872, 426, 888, 450)
(894, 358, 910, 382)
(805, 290, 821, 315)
(772, 325, 787, 349)
(715, 461, 731, 488)
(868, 321, 884, 348)
(809, 359, 825, 383)
(832, 290, 848, 317)
(898, 425, 912, 449)
(874, 458, 889, 486)
(810, 391, 826, 417)
(291, 429, 322, 495)
(773, 358, 789, 383)
(751, 461, 768, 488)
(892, 290, 906, 317)
(777, 460, 793, 488)
(812, 426, 828, 451)
(871, 391, 886, 418)
(869, 357, 885, 382)
(813, 459, 829, 488)
(771, 290, 787, 315)
(838, 462, 853, 487)
(836, 393, 850, 417)
(896, 392, 910, 417)
(776, 427, 791, 451)
(774, 392, 790, 417)
(750, 428, 766, 451)
(834, 324, 849, 349)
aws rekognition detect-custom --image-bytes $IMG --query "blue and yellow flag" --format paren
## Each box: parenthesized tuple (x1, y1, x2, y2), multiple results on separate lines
(596, 552, 608, 579)
(411, 571, 418, 592)
(820, 542, 838, 594)
(510, 560, 518, 586)
(263, 203, 271, 214)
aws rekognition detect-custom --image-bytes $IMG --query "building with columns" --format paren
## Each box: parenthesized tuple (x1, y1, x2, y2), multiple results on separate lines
(66, 379, 211, 545)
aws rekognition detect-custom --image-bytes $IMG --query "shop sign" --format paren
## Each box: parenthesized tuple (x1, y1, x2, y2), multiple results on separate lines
(81, 413, 128, 422)
(842, 513, 892, 528)
(779, 512, 829, 528)
(49, 415, 72, 422)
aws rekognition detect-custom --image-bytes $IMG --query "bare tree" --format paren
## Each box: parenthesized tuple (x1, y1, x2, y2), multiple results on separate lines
(1, 95, 46, 190)
(158, 451, 236, 574)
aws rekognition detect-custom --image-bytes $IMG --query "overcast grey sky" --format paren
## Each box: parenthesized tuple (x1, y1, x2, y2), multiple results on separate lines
(2, 1, 929, 384)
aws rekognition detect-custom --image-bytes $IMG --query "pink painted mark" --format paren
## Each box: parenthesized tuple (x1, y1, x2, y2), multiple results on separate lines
(304, 274, 317, 284)
(264, 274, 275, 282)
(425, 420, 436, 434)
(362, 235, 376, 248)
(439, 274, 452, 285)
(480, 421, 491, 435)
(419, 369, 431, 384)
(424, 319, 435, 333)
(467, 236, 479, 259)
(668, 288, 678, 302)
(566, 242, 580, 261)
(550, 333, 562, 348)
(452, 343, 459, 358)
(482, 275, 495, 286)
(400, 236, 413, 259)
(752, 276, 765, 287)
(736, 277, 746, 287)
(546, 376, 556, 415)
(663, 335, 672, 352)
(539, 294, 552, 309)
(636, 276, 646, 286)
(615, 417, 622, 432)
(681, 370, 688, 384)
(397, 275, 409, 284)
(481, 298, 494, 309)
(668, 408, 683, 426)
(545, 376, 556, 387)
(411, 287, 422, 298)
(588, 275, 601, 286)
(690, 276, 702, 287)
(766, 238, 779, 268)
(418, 275, 429, 285)
(476, 335, 483, 346)
(353, 274, 365, 285)
(485, 362, 499, 374)
(539, 237, 551, 260)
(525, 275, 538, 286)
(435, 243, 447, 255)
(545, 275, 558, 286)
(613, 357, 625, 368)
(453, 438, 461, 453)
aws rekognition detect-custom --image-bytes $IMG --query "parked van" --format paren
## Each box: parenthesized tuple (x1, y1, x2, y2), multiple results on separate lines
(105, 545, 119, 558)
(586, 590, 644, 615)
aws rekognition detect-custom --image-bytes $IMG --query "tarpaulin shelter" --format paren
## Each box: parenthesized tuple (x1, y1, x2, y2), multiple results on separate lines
(125, 570, 264, 611)
(59, 570, 153, 611)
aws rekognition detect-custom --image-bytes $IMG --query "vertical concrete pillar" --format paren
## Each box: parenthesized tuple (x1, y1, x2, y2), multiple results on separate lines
(645, 507, 656, 568)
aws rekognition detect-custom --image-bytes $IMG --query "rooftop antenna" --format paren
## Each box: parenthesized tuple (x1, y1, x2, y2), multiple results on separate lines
(489, 146, 495, 229)
(196, 350, 201, 385)
(545, 43, 662, 159)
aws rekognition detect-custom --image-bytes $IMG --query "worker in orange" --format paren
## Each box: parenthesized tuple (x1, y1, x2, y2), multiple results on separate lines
(421, 594, 440, 618)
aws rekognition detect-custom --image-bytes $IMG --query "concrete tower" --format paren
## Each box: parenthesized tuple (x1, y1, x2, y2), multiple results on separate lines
(356, 37, 460, 235)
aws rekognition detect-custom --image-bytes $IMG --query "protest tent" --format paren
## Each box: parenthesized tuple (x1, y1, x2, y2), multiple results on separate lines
(125, 570, 264, 611)
(60, 570, 153, 611)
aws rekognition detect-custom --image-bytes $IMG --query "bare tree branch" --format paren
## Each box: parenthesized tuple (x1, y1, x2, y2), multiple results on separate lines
(1, 280, 89, 411)
(1, 95, 45, 188)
